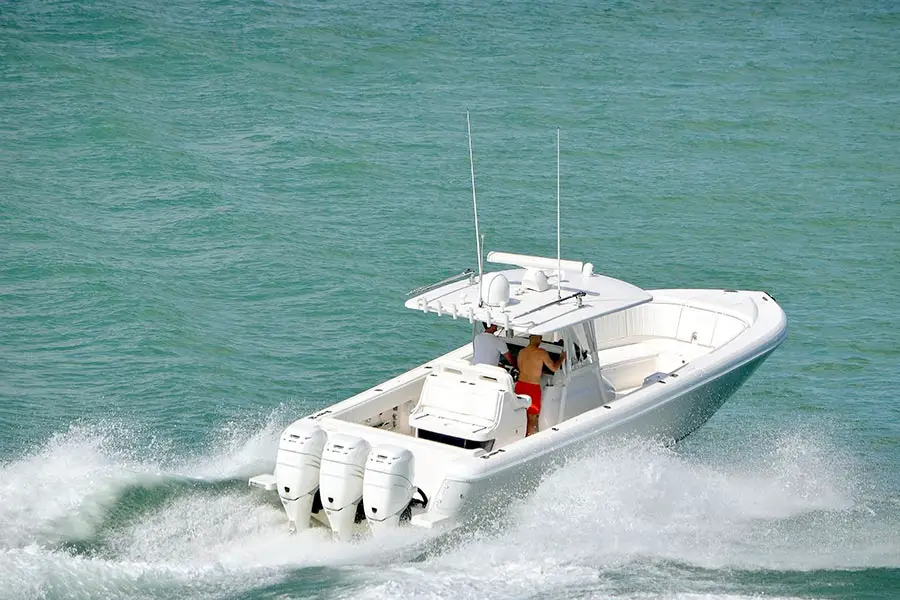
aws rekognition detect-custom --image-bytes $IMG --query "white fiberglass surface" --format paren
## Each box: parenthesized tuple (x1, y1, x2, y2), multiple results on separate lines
(593, 300, 750, 353)
(405, 266, 653, 335)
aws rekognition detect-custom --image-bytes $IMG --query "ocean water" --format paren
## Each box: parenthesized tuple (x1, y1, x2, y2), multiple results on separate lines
(2, 0, 899, 598)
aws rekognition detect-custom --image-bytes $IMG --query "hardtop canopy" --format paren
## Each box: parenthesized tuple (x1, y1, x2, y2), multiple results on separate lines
(404, 252, 652, 336)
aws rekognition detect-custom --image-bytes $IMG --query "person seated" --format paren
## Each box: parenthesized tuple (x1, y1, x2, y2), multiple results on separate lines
(472, 322, 516, 368)
(514, 335, 566, 436)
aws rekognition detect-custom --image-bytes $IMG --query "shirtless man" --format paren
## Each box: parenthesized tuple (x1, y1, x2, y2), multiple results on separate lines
(514, 335, 566, 436)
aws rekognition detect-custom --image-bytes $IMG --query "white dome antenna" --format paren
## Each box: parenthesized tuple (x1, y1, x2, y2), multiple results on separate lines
(522, 268, 550, 292)
(480, 272, 511, 307)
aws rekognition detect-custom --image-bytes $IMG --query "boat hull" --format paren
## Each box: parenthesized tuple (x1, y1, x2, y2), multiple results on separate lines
(428, 347, 777, 526)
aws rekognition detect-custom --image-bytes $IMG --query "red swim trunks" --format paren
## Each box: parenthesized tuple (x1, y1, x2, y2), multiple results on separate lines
(514, 381, 542, 416)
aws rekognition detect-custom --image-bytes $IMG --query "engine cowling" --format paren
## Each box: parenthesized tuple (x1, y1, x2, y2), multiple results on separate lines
(274, 421, 328, 531)
(319, 434, 370, 541)
(363, 445, 415, 533)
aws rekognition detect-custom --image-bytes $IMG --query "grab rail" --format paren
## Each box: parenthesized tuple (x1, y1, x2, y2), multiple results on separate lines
(407, 268, 474, 297)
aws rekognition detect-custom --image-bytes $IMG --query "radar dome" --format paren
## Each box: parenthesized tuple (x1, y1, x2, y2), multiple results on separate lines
(522, 268, 550, 292)
(480, 272, 511, 306)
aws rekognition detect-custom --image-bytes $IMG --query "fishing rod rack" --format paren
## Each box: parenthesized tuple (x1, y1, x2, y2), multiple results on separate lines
(515, 290, 586, 319)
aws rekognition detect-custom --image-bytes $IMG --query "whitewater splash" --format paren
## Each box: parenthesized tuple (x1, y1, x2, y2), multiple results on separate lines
(0, 414, 437, 600)
(0, 417, 897, 600)
(337, 430, 900, 600)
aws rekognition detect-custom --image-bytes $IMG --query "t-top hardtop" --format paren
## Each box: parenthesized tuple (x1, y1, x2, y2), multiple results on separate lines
(404, 251, 652, 336)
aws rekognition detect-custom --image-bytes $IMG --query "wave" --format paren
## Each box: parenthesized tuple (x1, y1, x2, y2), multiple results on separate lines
(0, 415, 282, 551)
(333, 430, 900, 600)
(0, 414, 438, 600)
(0, 417, 898, 600)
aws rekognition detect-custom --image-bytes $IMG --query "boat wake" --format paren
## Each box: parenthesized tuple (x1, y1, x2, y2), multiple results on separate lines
(1, 417, 898, 600)
(0, 415, 438, 600)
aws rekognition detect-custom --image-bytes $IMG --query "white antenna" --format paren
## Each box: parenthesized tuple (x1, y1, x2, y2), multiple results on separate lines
(556, 127, 561, 299)
(467, 111, 484, 307)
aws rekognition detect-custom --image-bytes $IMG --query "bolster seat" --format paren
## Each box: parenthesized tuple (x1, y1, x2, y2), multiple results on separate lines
(409, 359, 529, 448)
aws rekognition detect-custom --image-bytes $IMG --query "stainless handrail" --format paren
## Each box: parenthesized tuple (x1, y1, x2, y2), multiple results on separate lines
(406, 268, 474, 297)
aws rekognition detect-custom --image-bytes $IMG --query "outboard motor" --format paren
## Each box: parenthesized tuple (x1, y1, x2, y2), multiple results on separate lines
(363, 445, 416, 533)
(319, 434, 370, 541)
(274, 421, 328, 532)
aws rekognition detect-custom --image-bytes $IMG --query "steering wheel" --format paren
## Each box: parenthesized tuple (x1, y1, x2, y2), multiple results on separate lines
(496, 355, 517, 380)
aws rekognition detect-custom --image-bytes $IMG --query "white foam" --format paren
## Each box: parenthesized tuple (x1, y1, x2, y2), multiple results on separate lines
(0, 414, 437, 598)
(332, 433, 900, 600)
(104, 489, 434, 569)
(2, 418, 897, 600)
(0, 425, 158, 549)
(0, 411, 286, 551)
(173, 414, 285, 480)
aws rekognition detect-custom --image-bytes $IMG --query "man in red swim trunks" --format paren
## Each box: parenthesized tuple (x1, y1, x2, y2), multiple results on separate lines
(514, 335, 566, 436)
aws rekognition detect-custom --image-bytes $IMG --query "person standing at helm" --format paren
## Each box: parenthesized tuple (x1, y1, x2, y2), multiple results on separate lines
(515, 335, 565, 437)
(472, 322, 515, 368)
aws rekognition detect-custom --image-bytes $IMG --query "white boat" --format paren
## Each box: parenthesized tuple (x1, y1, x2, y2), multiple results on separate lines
(249, 250, 787, 539)
(250, 118, 786, 539)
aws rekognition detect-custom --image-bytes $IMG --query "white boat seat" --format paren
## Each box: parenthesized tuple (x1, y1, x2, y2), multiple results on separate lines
(601, 354, 661, 392)
(409, 359, 529, 447)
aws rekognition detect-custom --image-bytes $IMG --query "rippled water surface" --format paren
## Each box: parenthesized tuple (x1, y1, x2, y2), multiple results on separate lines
(2, 1, 899, 598)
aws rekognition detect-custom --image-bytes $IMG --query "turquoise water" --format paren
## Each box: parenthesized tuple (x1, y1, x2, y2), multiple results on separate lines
(2, 0, 899, 598)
